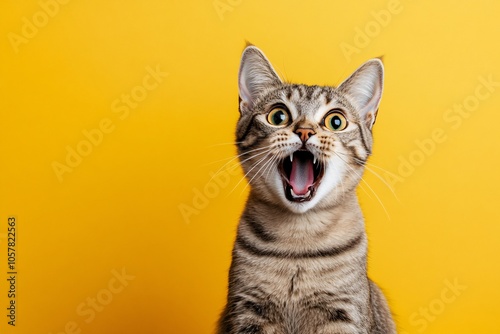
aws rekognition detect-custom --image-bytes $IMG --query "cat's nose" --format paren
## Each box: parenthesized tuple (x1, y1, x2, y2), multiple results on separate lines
(295, 128, 316, 143)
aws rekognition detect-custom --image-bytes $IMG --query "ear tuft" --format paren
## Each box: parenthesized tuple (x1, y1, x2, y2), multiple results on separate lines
(238, 46, 282, 112)
(338, 59, 384, 130)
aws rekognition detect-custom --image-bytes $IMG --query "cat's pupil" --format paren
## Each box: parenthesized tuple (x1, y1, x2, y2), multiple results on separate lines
(330, 116, 342, 129)
(273, 110, 286, 124)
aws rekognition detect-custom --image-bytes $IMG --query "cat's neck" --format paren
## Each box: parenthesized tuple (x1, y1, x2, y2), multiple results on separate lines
(244, 189, 366, 247)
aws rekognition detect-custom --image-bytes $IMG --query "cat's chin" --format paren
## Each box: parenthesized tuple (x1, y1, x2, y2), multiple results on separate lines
(278, 149, 325, 204)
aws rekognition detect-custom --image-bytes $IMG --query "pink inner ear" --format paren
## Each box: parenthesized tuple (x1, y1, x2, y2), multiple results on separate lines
(239, 73, 253, 107)
(338, 60, 383, 129)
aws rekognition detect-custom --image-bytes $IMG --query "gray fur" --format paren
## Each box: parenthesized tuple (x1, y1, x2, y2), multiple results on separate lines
(218, 46, 396, 334)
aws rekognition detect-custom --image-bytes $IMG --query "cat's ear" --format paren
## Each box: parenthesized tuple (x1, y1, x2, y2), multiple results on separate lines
(238, 46, 282, 112)
(337, 59, 384, 130)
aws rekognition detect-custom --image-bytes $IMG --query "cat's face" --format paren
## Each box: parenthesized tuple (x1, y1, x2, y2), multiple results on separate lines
(236, 46, 384, 213)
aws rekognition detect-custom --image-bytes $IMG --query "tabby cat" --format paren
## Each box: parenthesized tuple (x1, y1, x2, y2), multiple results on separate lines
(218, 46, 396, 334)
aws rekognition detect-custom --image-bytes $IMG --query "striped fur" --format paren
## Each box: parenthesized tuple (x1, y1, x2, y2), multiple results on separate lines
(218, 46, 396, 334)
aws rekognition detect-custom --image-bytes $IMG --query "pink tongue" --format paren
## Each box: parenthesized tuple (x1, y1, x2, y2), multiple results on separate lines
(290, 155, 314, 195)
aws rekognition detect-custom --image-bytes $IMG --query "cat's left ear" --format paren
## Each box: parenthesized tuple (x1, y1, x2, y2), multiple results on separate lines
(238, 46, 282, 112)
(337, 59, 384, 130)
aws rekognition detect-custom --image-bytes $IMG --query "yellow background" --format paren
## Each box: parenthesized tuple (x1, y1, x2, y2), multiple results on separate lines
(1, 0, 499, 333)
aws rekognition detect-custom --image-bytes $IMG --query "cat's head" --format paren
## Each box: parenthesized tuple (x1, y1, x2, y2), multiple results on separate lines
(236, 46, 383, 214)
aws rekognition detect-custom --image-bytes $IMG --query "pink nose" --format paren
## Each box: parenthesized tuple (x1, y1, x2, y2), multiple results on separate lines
(295, 128, 316, 143)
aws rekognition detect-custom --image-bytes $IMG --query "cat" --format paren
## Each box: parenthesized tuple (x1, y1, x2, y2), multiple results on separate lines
(217, 45, 396, 334)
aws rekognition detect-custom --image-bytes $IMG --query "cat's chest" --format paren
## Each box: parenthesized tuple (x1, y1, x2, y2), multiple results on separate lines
(247, 259, 344, 300)
(244, 263, 368, 334)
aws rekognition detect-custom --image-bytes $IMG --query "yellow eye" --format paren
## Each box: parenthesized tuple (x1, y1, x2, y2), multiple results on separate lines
(324, 111, 348, 131)
(267, 107, 290, 126)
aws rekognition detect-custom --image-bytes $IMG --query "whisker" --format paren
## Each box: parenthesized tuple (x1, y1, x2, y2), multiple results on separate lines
(362, 160, 397, 175)
(227, 152, 271, 197)
(236, 148, 273, 169)
(333, 153, 372, 200)
(336, 151, 399, 201)
(337, 164, 347, 199)
(240, 154, 278, 195)
(334, 152, 391, 220)
(206, 145, 273, 185)
(201, 144, 270, 168)
(263, 155, 280, 182)
(363, 165, 400, 203)
(342, 160, 373, 201)
(204, 141, 244, 148)
(336, 151, 396, 177)
(200, 154, 239, 167)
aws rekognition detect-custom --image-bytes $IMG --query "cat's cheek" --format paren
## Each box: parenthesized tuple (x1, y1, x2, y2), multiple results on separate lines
(270, 169, 287, 203)
(241, 134, 261, 150)
(317, 162, 347, 197)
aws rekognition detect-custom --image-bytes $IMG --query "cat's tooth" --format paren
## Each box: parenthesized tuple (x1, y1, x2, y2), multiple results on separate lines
(313, 156, 317, 165)
(290, 154, 293, 162)
(291, 189, 311, 198)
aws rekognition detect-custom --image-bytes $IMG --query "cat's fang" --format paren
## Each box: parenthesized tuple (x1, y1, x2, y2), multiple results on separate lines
(290, 154, 293, 162)
(313, 156, 317, 165)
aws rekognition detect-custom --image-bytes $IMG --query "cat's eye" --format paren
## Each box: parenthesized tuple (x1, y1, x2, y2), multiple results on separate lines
(324, 111, 348, 132)
(267, 107, 290, 127)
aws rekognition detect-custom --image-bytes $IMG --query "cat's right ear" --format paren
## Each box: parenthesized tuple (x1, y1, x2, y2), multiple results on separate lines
(337, 59, 384, 130)
(238, 46, 282, 113)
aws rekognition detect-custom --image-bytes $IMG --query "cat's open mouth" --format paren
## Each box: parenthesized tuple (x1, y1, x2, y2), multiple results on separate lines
(278, 150, 324, 202)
